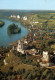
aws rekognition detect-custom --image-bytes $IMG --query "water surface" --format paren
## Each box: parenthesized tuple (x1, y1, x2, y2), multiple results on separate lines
(0, 19, 29, 47)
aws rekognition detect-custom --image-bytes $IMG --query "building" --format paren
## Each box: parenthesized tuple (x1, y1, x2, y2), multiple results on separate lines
(42, 51, 49, 62)
(10, 15, 16, 18)
(26, 49, 37, 55)
(53, 51, 55, 54)
(40, 51, 50, 67)
(17, 15, 20, 19)
(3, 59, 8, 65)
(17, 40, 24, 54)
(24, 39, 28, 44)
(33, 21, 39, 24)
(17, 40, 28, 54)
(23, 16, 27, 20)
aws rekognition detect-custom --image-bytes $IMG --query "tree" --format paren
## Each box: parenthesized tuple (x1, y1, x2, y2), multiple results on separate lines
(0, 20, 4, 27)
(7, 23, 21, 35)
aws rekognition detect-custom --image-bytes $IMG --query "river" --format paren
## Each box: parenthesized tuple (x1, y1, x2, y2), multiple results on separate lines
(0, 19, 29, 47)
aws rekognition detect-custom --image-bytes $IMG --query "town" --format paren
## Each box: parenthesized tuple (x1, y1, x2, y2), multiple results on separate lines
(0, 11, 55, 80)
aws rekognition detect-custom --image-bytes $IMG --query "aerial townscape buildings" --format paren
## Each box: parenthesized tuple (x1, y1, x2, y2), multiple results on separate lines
(10, 15, 28, 20)
(9, 31, 55, 67)
(0, 0, 55, 79)
(10, 15, 20, 19)
(23, 16, 27, 20)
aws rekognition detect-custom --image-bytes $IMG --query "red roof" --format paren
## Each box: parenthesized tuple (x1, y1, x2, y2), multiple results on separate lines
(17, 76, 19, 80)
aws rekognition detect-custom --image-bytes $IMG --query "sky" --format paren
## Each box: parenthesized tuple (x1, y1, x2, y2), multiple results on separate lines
(0, 0, 55, 10)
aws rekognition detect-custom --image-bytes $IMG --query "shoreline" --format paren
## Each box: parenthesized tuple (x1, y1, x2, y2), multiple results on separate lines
(7, 17, 30, 46)
(0, 18, 29, 48)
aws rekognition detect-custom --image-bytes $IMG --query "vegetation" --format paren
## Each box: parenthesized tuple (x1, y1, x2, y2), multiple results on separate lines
(0, 10, 55, 80)
(7, 23, 21, 35)
(21, 12, 55, 51)
(0, 50, 55, 80)
(0, 20, 4, 27)
(0, 67, 55, 80)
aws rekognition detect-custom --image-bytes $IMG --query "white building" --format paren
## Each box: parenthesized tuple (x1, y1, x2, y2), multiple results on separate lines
(24, 39, 28, 44)
(8, 53, 9, 57)
(34, 33, 36, 37)
(53, 51, 55, 54)
(23, 16, 27, 20)
(42, 51, 49, 62)
(33, 22, 39, 24)
(17, 40, 24, 54)
(26, 49, 37, 55)
(17, 15, 20, 19)
(40, 51, 50, 67)
(10, 15, 16, 18)
(3, 59, 8, 65)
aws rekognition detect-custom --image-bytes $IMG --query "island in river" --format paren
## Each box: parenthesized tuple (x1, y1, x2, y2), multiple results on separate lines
(7, 23, 21, 35)
(0, 20, 4, 27)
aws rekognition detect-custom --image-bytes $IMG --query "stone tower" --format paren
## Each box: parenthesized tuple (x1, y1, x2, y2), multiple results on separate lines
(40, 51, 50, 67)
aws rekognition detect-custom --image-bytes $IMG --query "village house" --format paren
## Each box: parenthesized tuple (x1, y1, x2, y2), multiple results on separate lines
(23, 16, 27, 20)
(17, 15, 20, 19)
(17, 39, 29, 54)
(25, 49, 37, 56)
(33, 21, 39, 24)
(3, 59, 8, 65)
(17, 40, 24, 54)
(10, 15, 16, 18)
(42, 51, 49, 63)
(40, 51, 50, 67)
(53, 51, 55, 54)
(40, 51, 55, 67)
